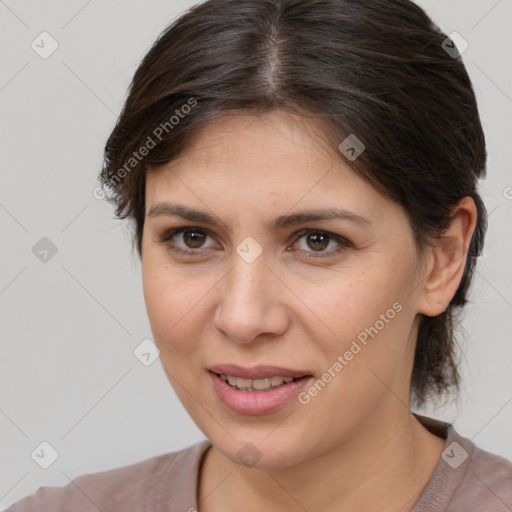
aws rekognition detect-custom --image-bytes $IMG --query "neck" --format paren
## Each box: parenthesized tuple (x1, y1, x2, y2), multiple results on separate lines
(198, 408, 446, 512)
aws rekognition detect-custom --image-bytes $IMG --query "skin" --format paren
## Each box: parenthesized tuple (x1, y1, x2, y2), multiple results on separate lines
(141, 110, 477, 512)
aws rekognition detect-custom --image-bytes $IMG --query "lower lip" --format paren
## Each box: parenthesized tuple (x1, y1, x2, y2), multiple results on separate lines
(208, 371, 313, 416)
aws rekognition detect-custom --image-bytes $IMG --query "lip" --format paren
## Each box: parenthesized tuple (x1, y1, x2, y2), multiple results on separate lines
(207, 367, 314, 416)
(208, 363, 311, 379)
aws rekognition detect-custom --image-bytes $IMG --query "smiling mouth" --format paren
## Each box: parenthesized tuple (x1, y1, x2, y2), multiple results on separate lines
(209, 371, 311, 392)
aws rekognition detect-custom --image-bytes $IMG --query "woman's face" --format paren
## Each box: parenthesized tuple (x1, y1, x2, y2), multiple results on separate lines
(141, 110, 427, 468)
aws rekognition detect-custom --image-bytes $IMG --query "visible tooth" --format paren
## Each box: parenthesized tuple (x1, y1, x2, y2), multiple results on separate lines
(270, 376, 285, 386)
(236, 377, 253, 388)
(221, 374, 298, 391)
(252, 378, 272, 390)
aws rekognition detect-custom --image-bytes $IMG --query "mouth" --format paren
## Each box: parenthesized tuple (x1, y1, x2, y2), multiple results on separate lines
(207, 367, 314, 415)
(208, 371, 311, 392)
(208, 363, 313, 385)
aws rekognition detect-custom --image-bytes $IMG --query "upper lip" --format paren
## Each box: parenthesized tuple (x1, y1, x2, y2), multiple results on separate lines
(208, 364, 312, 379)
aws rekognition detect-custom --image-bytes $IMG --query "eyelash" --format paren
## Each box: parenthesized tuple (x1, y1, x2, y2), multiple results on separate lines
(157, 226, 352, 258)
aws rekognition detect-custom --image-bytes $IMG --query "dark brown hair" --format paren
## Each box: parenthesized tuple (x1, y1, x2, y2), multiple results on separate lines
(99, 0, 487, 409)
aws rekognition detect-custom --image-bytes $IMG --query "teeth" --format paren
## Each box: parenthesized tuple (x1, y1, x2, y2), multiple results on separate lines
(271, 376, 284, 386)
(253, 378, 273, 390)
(236, 377, 253, 388)
(219, 374, 298, 391)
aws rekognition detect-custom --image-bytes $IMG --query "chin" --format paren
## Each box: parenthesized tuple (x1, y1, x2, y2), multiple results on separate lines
(213, 432, 311, 470)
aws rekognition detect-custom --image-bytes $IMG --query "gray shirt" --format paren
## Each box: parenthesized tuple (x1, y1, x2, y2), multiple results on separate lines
(5, 414, 512, 511)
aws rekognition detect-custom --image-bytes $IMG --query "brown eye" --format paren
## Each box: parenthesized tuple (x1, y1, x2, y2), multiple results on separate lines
(158, 226, 350, 258)
(181, 229, 207, 248)
(305, 232, 330, 251)
(291, 229, 351, 257)
(158, 227, 215, 254)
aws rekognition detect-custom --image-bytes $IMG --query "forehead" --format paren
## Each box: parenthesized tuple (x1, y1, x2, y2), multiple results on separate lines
(153, 111, 337, 175)
(144, 111, 392, 222)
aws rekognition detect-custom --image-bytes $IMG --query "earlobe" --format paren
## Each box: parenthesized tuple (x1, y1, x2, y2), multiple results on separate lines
(417, 197, 478, 317)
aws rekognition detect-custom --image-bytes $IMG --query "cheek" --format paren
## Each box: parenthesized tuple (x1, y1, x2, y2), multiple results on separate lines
(142, 257, 196, 347)
(304, 268, 399, 346)
(299, 281, 410, 439)
(141, 255, 225, 364)
(304, 266, 411, 386)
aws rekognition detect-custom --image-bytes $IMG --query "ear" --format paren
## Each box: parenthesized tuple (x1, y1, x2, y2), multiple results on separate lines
(417, 197, 478, 317)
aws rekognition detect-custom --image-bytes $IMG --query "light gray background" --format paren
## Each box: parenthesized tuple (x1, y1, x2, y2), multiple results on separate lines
(1, 0, 511, 509)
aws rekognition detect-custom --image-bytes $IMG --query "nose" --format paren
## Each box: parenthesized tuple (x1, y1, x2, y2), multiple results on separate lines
(213, 254, 290, 344)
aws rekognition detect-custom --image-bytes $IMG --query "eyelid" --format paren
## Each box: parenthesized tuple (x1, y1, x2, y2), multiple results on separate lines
(157, 225, 352, 256)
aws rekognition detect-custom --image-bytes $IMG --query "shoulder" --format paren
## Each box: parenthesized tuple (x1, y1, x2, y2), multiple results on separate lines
(453, 438, 512, 510)
(4, 440, 211, 512)
(411, 414, 512, 511)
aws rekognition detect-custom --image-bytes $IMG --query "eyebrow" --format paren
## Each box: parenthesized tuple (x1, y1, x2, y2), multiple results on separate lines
(147, 202, 371, 233)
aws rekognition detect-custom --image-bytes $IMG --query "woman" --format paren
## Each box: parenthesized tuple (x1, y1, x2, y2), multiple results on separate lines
(7, 0, 512, 510)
